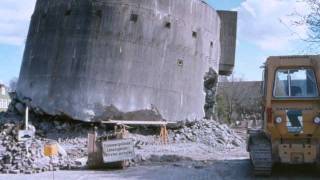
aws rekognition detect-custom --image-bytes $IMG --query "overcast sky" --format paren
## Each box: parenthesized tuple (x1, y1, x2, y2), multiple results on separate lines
(0, 0, 313, 85)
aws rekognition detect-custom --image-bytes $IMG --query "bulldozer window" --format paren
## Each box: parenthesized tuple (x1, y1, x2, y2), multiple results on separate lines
(274, 69, 318, 98)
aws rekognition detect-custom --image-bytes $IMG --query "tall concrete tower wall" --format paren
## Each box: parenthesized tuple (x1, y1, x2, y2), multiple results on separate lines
(17, 0, 237, 122)
(218, 10, 237, 76)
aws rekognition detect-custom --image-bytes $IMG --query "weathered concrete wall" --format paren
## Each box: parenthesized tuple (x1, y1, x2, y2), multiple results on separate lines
(218, 11, 237, 76)
(17, 0, 236, 122)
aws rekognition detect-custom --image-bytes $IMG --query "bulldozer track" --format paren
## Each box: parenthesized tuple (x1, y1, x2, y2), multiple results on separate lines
(249, 132, 273, 176)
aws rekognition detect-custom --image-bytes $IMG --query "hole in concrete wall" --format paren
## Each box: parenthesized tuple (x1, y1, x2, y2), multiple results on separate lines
(96, 10, 102, 18)
(192, 31, 197, 38)
(130, 14, 138, 23)
(165, 22, 171, 29)
(41, 12, 47, 18)
(210, 41, 213, 47)
(204, 68, 218, 119)
(65, 9, 72, 16)
(177, 59, 184, 66)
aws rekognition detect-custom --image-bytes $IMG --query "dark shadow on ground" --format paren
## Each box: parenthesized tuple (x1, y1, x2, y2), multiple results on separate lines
(1, 159, 320, 180)
(270, 163, 320, 178)
(111, 159, 320, 180)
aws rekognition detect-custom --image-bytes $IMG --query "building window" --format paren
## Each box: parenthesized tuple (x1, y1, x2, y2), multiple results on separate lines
(130, 14, 138, 23)
(41, 12, 47, 18)
(165, 22, 171, 29)
(96, 10, 102, 18)
(177, 59, 184, 67)
(65, 9, 72, 16)
(192, 31, 197, 38)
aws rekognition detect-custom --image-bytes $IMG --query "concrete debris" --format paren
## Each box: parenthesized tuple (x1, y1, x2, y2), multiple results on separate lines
(0, 122, 80, 174)
(57, 144, 67, 157)
(0, 99, 244, 174)
(204, 68, 218, 119)
(0, 109, 89, 174)
(171, 119, 244, 150)
(126, 119, 243, 150)
(126, 119, 245, 165)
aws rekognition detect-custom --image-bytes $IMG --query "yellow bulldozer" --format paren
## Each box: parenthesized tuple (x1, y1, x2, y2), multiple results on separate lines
(247, 55, 320, 175)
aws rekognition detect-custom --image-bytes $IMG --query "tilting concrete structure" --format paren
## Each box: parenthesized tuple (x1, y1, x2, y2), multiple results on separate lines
(17, 0, 237, 122)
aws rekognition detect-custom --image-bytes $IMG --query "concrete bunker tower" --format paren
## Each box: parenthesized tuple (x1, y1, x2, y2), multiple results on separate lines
(17, 0, 237, 122)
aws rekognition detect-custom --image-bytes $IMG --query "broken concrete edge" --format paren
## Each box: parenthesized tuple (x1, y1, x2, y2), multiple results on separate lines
(14, 83, 218, 124)
(9, 94, 183, 126)
(204, 68, 219, 120)
(6, 94, 225, 132)
(13, 89, 216, 125)
(9, 95, 196, 129)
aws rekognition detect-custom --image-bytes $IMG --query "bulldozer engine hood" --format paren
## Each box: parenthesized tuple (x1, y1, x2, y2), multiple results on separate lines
(267, 100, 320, 139)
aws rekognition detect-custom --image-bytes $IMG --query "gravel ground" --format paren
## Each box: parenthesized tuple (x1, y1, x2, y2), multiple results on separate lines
(134, 142, 248, 162)
(1, 159, 320, 180)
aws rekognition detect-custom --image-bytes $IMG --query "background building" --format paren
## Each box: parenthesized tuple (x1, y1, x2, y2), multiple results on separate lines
(0, 84, 11, 112)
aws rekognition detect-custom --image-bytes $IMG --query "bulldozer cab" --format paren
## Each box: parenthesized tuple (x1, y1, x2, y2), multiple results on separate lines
(262, 56, 320, 139)
(248, 55, 320, 176)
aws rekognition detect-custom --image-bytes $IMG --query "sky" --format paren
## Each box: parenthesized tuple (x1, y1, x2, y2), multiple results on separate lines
(0, 0, 314, 85)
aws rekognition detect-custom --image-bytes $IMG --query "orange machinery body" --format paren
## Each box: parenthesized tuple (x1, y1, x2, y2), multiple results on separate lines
(263, 55, 320, 164)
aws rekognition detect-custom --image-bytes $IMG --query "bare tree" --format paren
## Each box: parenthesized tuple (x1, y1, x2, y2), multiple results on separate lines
(217, 74, 245, 124)
(293, 0, 320, 43)
(217, 75, 262, 125)
(304, 0, 320, 42)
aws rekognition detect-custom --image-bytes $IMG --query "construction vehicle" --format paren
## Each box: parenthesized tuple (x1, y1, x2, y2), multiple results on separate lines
(247, 55, 320, 175)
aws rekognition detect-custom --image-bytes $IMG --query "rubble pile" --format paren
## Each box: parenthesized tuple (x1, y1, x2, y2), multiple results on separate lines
(0, 122, 81, 174)
(171, 119, 244, 149)
(0, 97, 245, 173)
(0, 109, 90, 174)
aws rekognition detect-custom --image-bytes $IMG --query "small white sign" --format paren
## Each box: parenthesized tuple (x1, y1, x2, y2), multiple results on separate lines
(17, 130, 35, 141)
(102, 139, 134, 163)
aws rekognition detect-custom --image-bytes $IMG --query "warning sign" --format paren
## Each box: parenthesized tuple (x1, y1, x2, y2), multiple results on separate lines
(102, 139, 134, 163)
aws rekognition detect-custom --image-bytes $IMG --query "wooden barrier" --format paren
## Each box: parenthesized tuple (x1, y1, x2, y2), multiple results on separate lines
(101, 120, 175, 144)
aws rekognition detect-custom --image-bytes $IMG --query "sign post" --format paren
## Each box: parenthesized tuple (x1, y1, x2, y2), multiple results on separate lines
(17, 106, 35, 141)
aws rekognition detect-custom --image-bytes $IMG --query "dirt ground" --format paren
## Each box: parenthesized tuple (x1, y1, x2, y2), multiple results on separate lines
(1, 158, 320, 180)
(0, 141, 319, 180)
